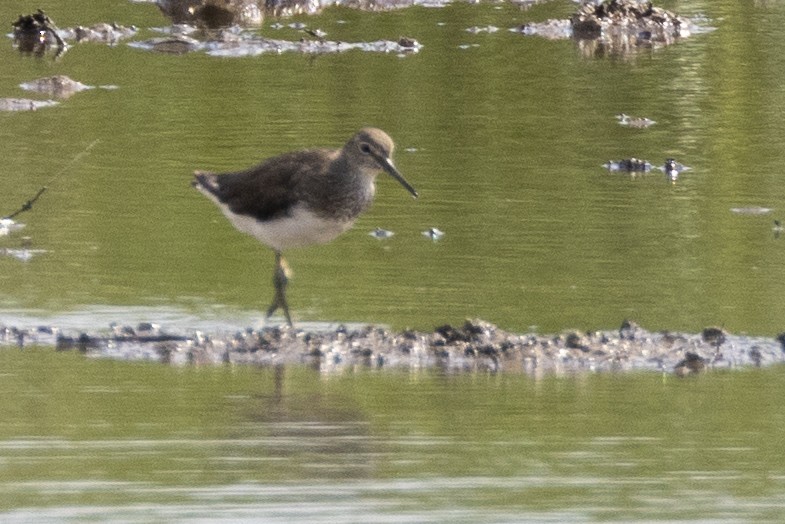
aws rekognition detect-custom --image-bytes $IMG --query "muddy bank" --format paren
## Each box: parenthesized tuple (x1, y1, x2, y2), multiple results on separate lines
(515, 0, 713, 57)
(2, 319, 783, 376)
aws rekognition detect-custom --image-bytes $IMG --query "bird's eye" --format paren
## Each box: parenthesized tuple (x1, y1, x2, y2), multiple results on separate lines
(360, 143, 371, 154)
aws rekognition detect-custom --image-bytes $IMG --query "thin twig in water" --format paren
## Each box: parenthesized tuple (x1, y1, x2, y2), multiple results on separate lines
(3, 187, 47, 220)
(1, 139, 99, 220)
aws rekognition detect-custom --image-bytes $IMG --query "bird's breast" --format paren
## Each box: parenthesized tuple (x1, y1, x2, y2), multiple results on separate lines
(227, 204, 356, 251)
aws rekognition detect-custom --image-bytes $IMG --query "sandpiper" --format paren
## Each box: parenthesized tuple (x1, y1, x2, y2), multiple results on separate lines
(193, 127, 418, 326)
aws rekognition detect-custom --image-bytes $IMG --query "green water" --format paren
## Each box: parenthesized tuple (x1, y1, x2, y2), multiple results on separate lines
(3, 0, 785, 520)
(1, 349, 785, 521)
(2, 0, 785, 334)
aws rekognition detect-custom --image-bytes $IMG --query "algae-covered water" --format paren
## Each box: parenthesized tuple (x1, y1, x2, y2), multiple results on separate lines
(2, 0, 785, 335)
(3, 0, 785, 520)
(2, 348, 785, 522)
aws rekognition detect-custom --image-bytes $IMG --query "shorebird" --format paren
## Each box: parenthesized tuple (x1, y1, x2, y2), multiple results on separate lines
(193, 127, 418, 326)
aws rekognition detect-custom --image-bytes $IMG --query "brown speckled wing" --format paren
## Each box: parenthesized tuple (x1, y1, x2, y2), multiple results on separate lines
(200, 149, 333, 222)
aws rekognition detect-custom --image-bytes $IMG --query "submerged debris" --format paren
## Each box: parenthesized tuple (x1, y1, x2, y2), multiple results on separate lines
(660, 158, 690, 180)
(604, 158, 690, 179)
(616, 113, 655, 128)
(10, 10, 137, 54)
(514, 0, 711, 56)
(466, 25, 500, 34)
(157, 0, 454, 22)
(1, 246, 47, 262)
(422, 227, 445, 241)
(773, 220, 783, 238)
(0, 236, 46, 262)
(58, 23, 138, 44)
(2, 319, 784, 376)
(369, 227, 395, 239)
(130, 29, 422, 56)
(146, 34, 203, 54)
(156, 0, 264, 28)
(571, 0, 685, 40)
(603, 158, 653, 172)
(513, 19, 572, 40)
(0, 98, 59, 112)
(19, 76, 93, 99)
(12, 9, 67, 56)
(674, 352, 705, 377)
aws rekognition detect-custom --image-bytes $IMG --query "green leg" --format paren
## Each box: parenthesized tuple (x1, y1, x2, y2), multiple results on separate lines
(266, 251, 293, 327)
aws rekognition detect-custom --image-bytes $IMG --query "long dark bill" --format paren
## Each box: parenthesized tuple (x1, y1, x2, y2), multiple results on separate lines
(376, 154, 418, 199)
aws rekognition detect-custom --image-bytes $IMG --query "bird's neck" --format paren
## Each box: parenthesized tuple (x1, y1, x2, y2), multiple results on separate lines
(316, 157, 375, 220)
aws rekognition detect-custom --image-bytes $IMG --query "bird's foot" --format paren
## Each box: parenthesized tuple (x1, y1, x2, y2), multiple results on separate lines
(265, 296, 293, 327)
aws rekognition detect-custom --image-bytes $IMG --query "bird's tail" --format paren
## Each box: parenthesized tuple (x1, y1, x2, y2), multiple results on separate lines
(192, 170, 220, 197)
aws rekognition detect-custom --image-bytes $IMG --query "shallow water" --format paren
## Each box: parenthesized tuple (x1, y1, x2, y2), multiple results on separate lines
(1, 349, 785, 521)
(3, 0, 785, 520)
(2, 0, 785, 335)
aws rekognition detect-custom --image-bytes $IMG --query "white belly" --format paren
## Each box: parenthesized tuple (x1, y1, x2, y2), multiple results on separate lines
(224, 205, 354, 252)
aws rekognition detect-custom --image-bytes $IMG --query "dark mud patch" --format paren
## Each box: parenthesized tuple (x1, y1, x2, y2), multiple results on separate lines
(2, 318, 784, 377)
(12, 10, 138, 56)
(514, 0, 714, 57)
